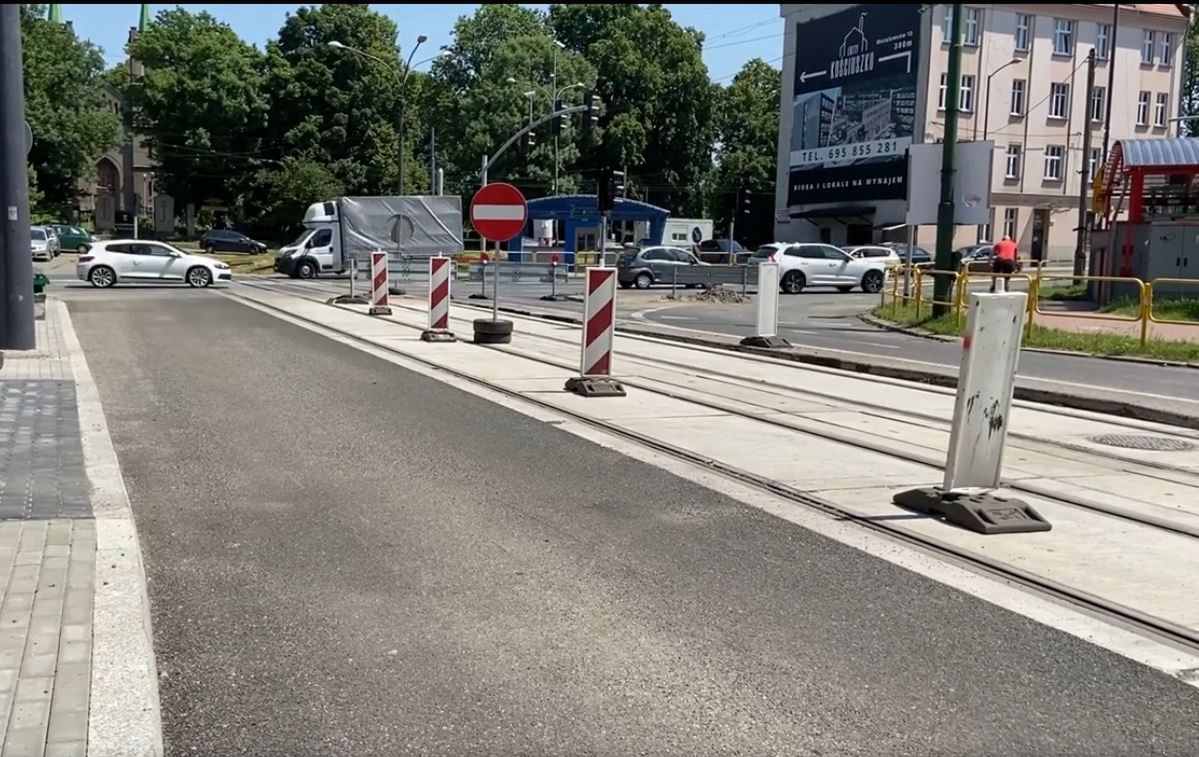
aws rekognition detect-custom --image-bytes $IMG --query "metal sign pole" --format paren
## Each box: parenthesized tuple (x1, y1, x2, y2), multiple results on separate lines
(492, 241, 500, 321)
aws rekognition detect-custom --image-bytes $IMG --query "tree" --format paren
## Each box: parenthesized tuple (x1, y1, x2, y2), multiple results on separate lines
(124, 8, 269, 213)
(248, 157, 343, 238)
(549, 4, 716, 215)
(21, 4, 121, 214)
(425, 5, 595, 198)
(1182, 15, 1199, 135)
(710, 59, 780, 247)
(263, 3, 420, 198)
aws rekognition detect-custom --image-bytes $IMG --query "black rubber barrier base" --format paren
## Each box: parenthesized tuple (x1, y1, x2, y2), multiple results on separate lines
(420, 330, 457, 343)
(540, 294, 569, 302)
(368, 305, 393, 316)
(739, 335, 791, 349)
(564, 376, 627, 398)
(468, 293, 491, 300)
(892, 487, 1052, 535)
(327, 294, 370, 305)
(473, 318, 513, 344)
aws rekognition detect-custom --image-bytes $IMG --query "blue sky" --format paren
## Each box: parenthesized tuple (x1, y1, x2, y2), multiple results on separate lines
(57, 4, 784, 84)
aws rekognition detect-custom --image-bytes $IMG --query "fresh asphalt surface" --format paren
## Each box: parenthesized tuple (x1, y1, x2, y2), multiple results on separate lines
(67, 287, 1199, 756)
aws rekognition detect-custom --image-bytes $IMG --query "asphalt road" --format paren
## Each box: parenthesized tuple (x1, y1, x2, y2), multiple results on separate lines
(68, 289, 1199, 756)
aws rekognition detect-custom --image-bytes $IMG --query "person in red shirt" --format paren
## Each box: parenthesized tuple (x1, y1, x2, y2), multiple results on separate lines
(990, 235, 1019, 292)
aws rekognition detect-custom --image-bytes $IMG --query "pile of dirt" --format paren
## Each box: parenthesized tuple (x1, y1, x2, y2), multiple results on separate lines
(662, 286, 748, 304)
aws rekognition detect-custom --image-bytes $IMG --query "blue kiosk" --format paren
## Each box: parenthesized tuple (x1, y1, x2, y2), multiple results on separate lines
(507, 194, 670, 265)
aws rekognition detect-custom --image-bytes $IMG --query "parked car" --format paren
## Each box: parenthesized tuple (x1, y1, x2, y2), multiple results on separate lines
(30, 227, 53, 262)
(617, 245, 708, 289)
(52, 225, 94, 253)
(843, 245, 902, 266)
(750, 242, 889, 294)
(954, 243, 1023, 273)
(43, 226, 60, 256)
(76, 240, 231, 288)
(697, 238, 746, 263)
(199, 228, 268, 254)
(881, 242, 932, 266)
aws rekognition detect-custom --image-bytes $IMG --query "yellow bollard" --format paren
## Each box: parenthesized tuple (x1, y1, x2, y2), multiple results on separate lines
(914, 268, 924, 319)
(1140, 282, 1151, 346)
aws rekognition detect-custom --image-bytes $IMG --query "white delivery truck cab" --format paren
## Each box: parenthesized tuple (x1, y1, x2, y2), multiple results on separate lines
(274, 196, 465, 279)
(661, 218, 714, 249)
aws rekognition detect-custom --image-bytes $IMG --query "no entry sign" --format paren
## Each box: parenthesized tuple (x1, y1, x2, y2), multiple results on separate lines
(471, 182, 527, 243)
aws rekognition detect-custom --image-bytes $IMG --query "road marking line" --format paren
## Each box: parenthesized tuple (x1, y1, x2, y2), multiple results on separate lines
(227, 291, 1199, 687)
(58, 299, 164, 756)
(660, 315, 699, 322)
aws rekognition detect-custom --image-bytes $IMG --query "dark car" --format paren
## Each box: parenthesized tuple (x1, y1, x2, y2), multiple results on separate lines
(199, 229, 268, 254)
(697, 238, 746, 263)
(882, 243, 932, 266)
(954, 243, 1023, 273)
(617, 246, 707, 289)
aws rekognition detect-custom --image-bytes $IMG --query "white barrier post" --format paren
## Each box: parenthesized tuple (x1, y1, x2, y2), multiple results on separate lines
(892, 292, 1051, 534)
(739, 261, 790, 349)
(564, 267, 626, 397)
(368, 250, 391, 316)
(420, 255, 456, 342)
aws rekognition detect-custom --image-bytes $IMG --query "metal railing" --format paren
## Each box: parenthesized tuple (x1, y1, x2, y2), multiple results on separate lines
(1146, 278, 1199, 328)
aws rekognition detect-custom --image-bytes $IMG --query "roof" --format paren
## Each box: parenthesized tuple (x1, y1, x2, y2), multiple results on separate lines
(1115, 138, 1199, 168)
(1129, 4, 1191, 18)
(526, 194, 670, 215)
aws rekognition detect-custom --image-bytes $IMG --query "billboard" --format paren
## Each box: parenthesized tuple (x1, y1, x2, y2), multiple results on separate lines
(905, 141, 994, 226)
(788, 4, 922, 207)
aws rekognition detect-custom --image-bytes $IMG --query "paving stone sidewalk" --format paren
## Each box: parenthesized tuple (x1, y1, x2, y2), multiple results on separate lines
(0, 306, 95, 757)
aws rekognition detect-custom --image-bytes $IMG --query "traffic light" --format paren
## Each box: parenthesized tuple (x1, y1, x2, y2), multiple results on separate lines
(520, 129, 536, 153)
(737, 187, 752, 215)
(581, 91, 601, 136)
(598, 168, 626, 213)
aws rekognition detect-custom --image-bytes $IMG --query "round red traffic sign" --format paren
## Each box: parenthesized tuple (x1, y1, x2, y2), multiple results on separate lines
(471, 182, 528, 243)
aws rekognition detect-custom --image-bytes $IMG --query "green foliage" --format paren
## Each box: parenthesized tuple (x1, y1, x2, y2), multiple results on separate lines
(124, 8, 269, 210)
(1183, 15, 1199, 135)
(710, 59, 781, 247)
(20, 4, 121, 215)
(248, 157, 344, 238)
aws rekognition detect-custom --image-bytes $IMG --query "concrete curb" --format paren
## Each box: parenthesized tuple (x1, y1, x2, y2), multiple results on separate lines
(857, 312, 1199, 370)
(455, 299, 1199, 429)
(57, 299, 164, 757)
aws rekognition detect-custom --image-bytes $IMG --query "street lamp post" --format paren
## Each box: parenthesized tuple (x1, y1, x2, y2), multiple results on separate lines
(980, 57, 1021, 141)
(329, 36, 428, 195)
(552, 81, 584, 196)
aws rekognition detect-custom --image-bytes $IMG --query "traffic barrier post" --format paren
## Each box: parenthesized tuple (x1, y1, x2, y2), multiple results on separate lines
(470, 255, 490, 300)
(420, 256, 456, 343)
(893, 292, 1051, 535)
(565, 267, 626, 397)
(540, 255, 565, 302)
(740, 261, 789, 349)
(368, 250, 391, 316)
(1146, 278, 1199, 329)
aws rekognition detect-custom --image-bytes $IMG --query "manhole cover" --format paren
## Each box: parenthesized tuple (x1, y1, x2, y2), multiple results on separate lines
(1088, 434, 1195, 451)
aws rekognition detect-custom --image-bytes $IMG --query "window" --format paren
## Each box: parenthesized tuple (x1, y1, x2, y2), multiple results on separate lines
(1155, 92, 1168, 127)
(1005, 144, 1022, 179)
(1015, 14, 1031, 52)
(963, 7, 980, 46)
(943, 7, 954, 43)
(1010, 79, 1026, 116)
(1044, 145, 1064, 180)
(959, 74, 976, 111)
(937, 73, 975, 111)
(1096, 23, 1110, 60)
(1161, 33, 1174, 66)
(309, 229, 333, 248)
(1091, 87, 1106, 122)
(1049, 83, 1070, 119)
(1003, 208, 1018, 240)
(1053, 19, 1074, 55)
(1142, 30, 1155, 64)
(1137, 91, 1150, 125)
(642, 249, 670, 261)
(1089, 147, 1103, 177)
(787, 245, 828, 259)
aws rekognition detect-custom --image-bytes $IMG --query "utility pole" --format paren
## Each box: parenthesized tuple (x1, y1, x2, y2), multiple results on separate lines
(429, 126, 436, 193)
(729, 188, 739, 251)
(1101, 2, 1119, 163)
(933, 3, 964, 317)
(1074, 49, 1097, 279)
(0, 4, 34, 349)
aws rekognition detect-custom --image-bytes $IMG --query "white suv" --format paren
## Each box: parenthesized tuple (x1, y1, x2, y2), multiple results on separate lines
(751, 243, 888, 294)
(76, 240, 231, 288)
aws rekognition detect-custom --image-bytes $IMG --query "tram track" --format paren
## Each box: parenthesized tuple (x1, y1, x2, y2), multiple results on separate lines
(229, 280, 1199, 657)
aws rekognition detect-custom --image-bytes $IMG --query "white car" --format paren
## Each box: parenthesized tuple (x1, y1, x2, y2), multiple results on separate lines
(30, 227, 53, 262)
(844, 245, 902, 267)
(750, 242, 888, 294)
(76, 240, 231, 288)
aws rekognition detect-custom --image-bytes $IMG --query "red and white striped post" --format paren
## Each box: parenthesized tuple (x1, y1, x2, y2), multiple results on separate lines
(564, 267, 626, 397)
(368, 250, 391, 316)
(420, 255, 456, 342)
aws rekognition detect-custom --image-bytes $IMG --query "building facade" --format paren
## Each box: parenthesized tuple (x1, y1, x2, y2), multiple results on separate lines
(774, 3, 1190, 261)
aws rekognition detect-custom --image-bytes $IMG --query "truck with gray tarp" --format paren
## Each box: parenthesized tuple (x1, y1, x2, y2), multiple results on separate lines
(274, 196, 464, 279)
